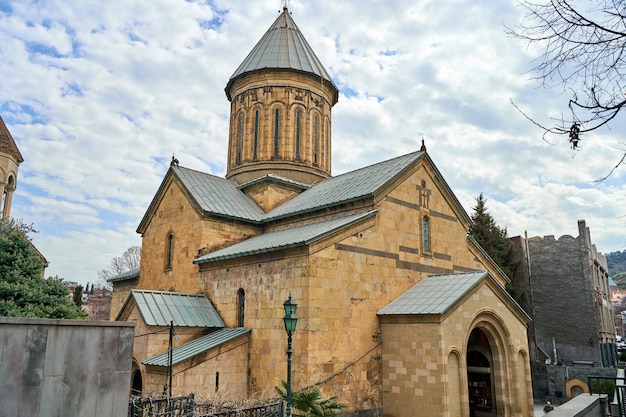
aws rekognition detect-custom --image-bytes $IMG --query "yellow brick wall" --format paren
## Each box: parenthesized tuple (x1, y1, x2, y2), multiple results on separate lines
(380, 280, 532, 417)
(192, 160, 531, 411)
(137, 177, 260, 294)
(225, 70, 335, 186)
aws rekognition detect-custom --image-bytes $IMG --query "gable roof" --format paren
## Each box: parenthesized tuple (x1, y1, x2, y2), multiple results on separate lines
(136, 166, 266, 233)
(0, 116, 23, 163)
(226, 7, 338, 101)
(265, 151, 425, 221)
(195, 210, 377, 265)
(107, 267, 140, 283)
(116, 290, 224, 328)
(142, 327, 250, 367)
(138, 150, 472, 237)
(378, 271, 530, 321)
(378, 271, 489, 316)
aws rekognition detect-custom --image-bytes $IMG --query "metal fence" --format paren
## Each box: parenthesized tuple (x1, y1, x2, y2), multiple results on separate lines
(128, 395, 283, 417)
(128, 394, 196, 417)
(588, 376, 626, 417)
(195, 402, 283, 417)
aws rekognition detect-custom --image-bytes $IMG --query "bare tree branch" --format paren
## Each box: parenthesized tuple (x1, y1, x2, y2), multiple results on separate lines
(508, 0, 626, 177)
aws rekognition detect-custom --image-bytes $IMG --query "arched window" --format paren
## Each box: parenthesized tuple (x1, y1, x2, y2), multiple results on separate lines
(253, 109, 259, 160)
(237, 288, 245, 327)
(166, 233, 174, 269)
(131, 370, 143, 396)
(313, 114, 319, 164)
(274, 108, 280, 157)
(295, 109, 301, 161)
(236, 114, 244, 165)
(422, 216, 430, 253)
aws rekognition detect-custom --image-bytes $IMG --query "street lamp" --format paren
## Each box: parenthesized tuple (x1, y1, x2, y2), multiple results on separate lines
(283, 294, 298, 417)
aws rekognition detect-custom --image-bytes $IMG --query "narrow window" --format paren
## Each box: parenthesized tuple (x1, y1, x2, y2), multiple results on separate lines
(237, 288, 245, 327)
(274, 108, 280, 157)
(253, 109, 259, 160)
(325, 121, 330, 168)
(423, 216, 430, 253)
(295, 109, 301, 161)
(215, 372, 220, 392)
(166, 233, 174, 268)
(237, 114, 244, 165)
(313, 115, 319, 164)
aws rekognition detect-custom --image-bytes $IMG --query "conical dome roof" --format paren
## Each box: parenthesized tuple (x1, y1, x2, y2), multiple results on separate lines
(0, 116, 23, 163)
(226, 7, 337, 100)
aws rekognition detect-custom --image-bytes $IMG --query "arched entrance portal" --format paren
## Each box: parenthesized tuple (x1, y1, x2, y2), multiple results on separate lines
(467, 328, 494, 417)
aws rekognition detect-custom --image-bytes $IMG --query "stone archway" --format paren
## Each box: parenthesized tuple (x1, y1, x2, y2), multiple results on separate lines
(467, 328, 495, 417)
(131, 360, 143, 396)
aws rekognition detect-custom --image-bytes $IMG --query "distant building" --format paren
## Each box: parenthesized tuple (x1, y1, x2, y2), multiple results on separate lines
(0, 115, 22, 220)
(0, 115, 48, 277)
(511, 220, 615, 398)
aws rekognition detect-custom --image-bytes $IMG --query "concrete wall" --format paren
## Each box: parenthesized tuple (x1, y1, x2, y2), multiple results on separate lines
(0, 317, 135, 417)
(548, 394, 608, 417)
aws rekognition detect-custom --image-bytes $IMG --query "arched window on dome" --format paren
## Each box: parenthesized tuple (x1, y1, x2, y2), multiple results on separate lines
(274, 108, 280, 157)
(295, 109, 301, 161)
(236, 113, 244, 165)
(253, 109, 259, 160)
(313, 114, 319, 165)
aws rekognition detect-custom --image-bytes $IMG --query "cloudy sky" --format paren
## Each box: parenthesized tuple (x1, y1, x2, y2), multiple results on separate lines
(1, 0, 625, 286)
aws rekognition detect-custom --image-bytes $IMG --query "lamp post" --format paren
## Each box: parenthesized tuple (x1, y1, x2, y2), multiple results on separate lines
(283, 294, 298, 417)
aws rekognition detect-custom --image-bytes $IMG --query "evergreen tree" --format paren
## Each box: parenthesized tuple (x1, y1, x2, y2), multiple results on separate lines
(468, 194, 518, 291)
(73, 284, 83, 308)
(0, 218, 87, 319)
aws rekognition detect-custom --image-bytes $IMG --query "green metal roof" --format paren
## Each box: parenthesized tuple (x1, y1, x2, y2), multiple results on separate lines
(226, 7, 337, 100)
(170, 151, 424, 227)
(378, 271, 488, 316)
(107, 267, 140, 283)
(265, 151, 424, 221)
(195, 210, 376, 265)
(126, 290, 225, 328)
(174, 167, 266, 222)
(142, 327, 250, 367)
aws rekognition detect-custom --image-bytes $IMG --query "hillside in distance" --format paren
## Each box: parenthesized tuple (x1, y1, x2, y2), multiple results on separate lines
(608, 250, 626, 276)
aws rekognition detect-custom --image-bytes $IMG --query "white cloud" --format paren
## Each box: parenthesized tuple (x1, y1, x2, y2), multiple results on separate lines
(1, 0, 625, 286)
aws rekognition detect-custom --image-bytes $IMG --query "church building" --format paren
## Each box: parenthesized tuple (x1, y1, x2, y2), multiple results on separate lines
(111, 7, 534, 416)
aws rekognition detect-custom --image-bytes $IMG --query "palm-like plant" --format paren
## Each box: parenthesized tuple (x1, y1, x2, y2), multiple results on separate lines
(275, 381, 346, 417)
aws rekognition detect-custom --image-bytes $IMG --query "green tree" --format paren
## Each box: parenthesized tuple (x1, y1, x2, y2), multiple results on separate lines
(276, 382, 346, 417)
(0, 218, 86, 319)
(73, 284, 84, 308)
(469, 194, 518, 291)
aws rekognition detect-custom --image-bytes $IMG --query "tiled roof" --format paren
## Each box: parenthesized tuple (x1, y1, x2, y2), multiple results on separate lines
(123, 290, 224, 328)
(107, 268, 140, 283)
(0, 116, 23, 163)
(265, 151, 424, 220)
(195, 210, 377, 264)
(226, 8, 337, 100)
(142, 327, 250, 367)
(378, 271, 489, 316)
(173, 167, 266, 222)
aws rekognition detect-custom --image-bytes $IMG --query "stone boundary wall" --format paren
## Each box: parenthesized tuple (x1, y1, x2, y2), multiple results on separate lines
(0, 317, 135, 417)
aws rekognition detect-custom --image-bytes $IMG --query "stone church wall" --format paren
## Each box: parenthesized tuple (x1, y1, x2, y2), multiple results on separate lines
(196, 164, 521, 411)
